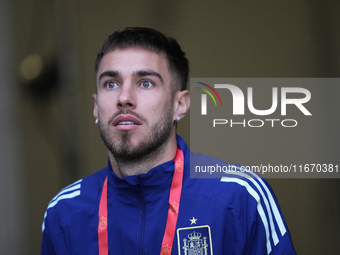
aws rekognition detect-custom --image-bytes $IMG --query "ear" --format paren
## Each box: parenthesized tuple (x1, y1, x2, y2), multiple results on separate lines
(92, 93, 98, 119)
(173, 90, 190, 121)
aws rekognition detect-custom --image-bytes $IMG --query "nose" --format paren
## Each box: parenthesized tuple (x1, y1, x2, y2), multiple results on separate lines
(117, 83, 136, 110)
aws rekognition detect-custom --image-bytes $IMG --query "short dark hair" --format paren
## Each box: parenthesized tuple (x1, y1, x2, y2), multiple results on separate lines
(94, 27, 189, 91)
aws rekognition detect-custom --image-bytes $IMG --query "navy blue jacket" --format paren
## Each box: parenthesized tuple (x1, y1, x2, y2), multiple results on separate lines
(41, 136, 296, 254)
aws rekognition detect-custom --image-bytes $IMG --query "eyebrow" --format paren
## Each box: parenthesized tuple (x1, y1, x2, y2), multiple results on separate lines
(98, 69, 164, 84)
(98, 70, 119, 82)
(132, 70, 164, 84)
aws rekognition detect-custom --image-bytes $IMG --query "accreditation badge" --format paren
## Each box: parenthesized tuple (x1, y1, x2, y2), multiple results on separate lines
(177, 225, 213, 255)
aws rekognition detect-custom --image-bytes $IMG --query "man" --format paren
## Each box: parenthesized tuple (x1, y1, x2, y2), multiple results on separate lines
(41, 27, 296, 255)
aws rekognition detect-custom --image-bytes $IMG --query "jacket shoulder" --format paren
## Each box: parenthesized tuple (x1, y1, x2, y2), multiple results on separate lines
(42, 168, 107, 232)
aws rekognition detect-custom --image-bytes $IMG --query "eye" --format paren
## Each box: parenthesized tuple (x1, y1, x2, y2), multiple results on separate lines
(106, 81, 118, 89)
(140, 80, 153, 89)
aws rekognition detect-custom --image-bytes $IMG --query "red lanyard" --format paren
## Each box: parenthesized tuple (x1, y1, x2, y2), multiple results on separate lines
(98, 147, 184, 255)
(98, 176, 108, 255)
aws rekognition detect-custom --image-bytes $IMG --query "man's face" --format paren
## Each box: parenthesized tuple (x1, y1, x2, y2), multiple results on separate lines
(93, 47, 176, 162)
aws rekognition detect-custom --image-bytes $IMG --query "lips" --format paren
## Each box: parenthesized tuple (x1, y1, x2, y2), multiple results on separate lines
(112, 115, 142, 127)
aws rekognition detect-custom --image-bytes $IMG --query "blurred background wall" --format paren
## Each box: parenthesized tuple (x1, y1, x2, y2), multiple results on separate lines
(1, 0, 339, 254)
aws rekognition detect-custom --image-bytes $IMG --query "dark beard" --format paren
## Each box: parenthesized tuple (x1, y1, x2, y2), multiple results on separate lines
(98, 106, 174, 164)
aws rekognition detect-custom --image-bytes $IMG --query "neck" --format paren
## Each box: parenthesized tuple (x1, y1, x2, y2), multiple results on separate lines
(109, 133, 178, 178)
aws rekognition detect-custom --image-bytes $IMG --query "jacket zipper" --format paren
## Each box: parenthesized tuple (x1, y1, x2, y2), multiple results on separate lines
(135, 185, 146, 255)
